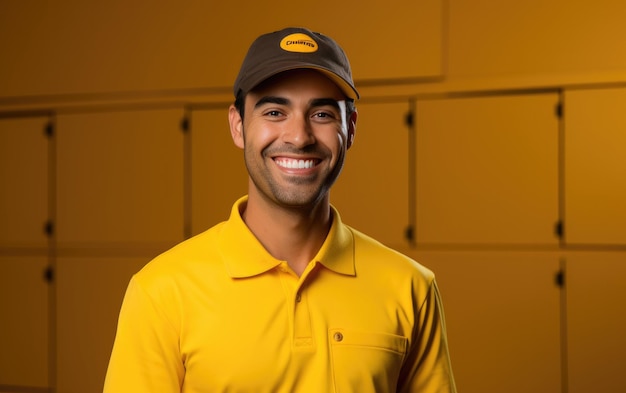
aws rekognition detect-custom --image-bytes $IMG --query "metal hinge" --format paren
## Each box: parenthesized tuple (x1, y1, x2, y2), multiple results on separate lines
(404, 225, 414, 242)
(44, 220, 54, 237)
(43, 265, 54, 283)
(44, 121, 54, 137)
(554, 220, 563, 239)
(555, 269, 565, 288)
(555, 101, 563, 119)
(180, 116, 190, 133)
(405, 111, 414, 128)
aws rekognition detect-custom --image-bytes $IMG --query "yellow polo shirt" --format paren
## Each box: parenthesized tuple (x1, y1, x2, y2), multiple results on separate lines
(104, 196, 456, 393)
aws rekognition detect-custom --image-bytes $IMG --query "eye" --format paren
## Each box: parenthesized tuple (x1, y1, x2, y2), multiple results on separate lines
(264, 110, 283, 117)
(312, 110, 338, 121)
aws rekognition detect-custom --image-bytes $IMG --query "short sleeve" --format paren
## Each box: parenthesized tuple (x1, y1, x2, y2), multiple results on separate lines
(103, 276, 184, 393)
(397, 279, 457, 393)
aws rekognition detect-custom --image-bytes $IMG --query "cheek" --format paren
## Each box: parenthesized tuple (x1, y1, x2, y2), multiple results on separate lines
(318, 131, 347, 167)
(243, 121, 278, 150)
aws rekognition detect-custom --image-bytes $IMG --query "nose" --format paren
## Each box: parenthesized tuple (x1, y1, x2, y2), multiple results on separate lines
(281, 114, 315, 148)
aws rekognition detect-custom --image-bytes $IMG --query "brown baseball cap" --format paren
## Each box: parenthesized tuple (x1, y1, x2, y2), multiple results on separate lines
(233, 27, 359, 100)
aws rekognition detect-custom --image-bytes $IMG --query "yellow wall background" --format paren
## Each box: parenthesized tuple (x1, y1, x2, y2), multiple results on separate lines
(1, 0, 625, 392)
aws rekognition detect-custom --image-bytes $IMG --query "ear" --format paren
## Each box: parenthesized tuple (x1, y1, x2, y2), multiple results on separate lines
(228, 104, 245, 149)
(346, 109, 358, 150)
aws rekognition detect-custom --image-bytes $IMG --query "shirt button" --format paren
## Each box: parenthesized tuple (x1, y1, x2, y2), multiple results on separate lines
(333, 332, 344, 342)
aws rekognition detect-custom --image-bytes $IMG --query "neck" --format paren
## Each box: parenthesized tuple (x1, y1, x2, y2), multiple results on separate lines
(242, 189, 332, 276)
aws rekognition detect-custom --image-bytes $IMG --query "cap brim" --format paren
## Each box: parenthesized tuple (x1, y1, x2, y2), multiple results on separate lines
(244, 64, 359, 100)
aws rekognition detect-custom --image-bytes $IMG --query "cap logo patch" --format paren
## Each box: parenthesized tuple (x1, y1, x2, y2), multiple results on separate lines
(280, 33, 318, 53)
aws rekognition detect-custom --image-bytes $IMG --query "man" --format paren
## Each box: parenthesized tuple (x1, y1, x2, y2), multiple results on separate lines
(104, 27, 456, 392)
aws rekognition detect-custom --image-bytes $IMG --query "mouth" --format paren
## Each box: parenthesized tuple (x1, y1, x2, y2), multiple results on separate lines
(273, 157, 320, 169)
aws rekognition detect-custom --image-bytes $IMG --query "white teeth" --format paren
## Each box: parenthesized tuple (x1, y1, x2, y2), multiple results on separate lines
(276, 159, 315, 169)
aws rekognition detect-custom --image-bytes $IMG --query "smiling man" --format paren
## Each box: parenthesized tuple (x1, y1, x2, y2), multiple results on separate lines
(104, 27, 456, 393)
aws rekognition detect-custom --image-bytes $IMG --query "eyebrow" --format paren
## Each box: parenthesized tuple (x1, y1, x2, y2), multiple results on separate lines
(253, 96, 341, 111)
(254, 96, 289, 109)
(310, 98, 341, 111)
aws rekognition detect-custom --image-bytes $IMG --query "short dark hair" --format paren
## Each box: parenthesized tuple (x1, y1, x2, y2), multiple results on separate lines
(234, 90, 246, 120)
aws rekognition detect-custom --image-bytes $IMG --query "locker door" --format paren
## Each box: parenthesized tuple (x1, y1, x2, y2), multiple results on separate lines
(416, 93, 560, 246)
(56, 256, 149, 393)
(189, 106, 247, 235)
(0, 116, 49, 249)
(564, 87, 626, 245)
(55, 108, 185, 250)
(331, 100, 411, 248)
(0, 116, 51, 390)
(566, 252, 626, 393)
(409, 250, 562, 393)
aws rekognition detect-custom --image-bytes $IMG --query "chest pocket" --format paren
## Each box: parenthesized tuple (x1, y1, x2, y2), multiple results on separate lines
(329, 329, 408, 393)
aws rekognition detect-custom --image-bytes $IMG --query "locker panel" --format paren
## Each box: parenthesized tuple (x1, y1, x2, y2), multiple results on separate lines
(0, 256, 49, 389)
(0, 0, 443, 97)
(56, 109, 185, 249)
(55, 256, 149, 393)
(332, 100, 410, 248)
(416, 93, 560, 245)
(564, 87, 626, 245)
(0, 117, 49, 249)
(190, 107, 247, 236)
(408, 250, 562, 393)
(566, 252, 626, 393)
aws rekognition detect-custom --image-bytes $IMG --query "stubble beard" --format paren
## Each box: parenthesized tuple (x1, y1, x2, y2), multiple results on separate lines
(245, 146, 346, 210)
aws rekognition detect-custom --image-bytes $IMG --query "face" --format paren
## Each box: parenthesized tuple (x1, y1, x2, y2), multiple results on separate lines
(229, 69, 357, 210)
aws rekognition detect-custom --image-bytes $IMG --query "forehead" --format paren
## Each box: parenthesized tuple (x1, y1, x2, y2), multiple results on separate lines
(248, 69, 345, 101)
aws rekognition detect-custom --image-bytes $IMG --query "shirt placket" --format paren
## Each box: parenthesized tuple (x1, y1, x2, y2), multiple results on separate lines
(278, 261, 313, 350)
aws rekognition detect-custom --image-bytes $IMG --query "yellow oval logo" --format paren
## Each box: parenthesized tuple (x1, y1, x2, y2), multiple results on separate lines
(280, 33, 318, 53)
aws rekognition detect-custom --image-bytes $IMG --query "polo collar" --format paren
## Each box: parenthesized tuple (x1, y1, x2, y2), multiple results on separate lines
(218, 196, 355, 278)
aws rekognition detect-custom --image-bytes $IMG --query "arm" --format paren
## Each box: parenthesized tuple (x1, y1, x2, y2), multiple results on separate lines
(104, 277, 184, 393)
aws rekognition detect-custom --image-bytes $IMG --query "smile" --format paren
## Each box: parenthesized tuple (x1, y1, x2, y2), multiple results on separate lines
(274, 158, 318, 169)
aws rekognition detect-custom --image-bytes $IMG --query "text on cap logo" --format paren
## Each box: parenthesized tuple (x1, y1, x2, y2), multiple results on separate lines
(280, 33, 318, 53)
